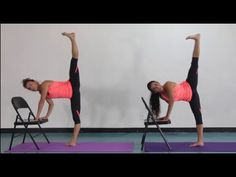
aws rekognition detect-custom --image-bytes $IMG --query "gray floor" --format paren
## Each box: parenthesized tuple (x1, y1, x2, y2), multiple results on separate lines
(1, 132, 236, 153)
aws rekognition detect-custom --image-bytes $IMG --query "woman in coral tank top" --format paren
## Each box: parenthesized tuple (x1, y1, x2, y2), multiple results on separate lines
(147, 34, 204, 147)
(22, 32, 81, 146)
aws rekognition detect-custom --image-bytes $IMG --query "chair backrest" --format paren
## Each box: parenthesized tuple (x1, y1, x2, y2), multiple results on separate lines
(142, 97, 171, 124)
(141, 97, 153, 115)
(11, 97, 30, 110)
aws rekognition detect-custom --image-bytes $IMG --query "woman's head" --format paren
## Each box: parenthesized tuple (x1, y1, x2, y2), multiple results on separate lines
(147, 81, 163, 93)
(147, 81, 161, 117)
(22, 78, 39, 91)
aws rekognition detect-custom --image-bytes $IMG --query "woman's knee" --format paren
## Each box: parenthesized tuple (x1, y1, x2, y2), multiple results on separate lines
(194, 112, 203, 124)
(73, 117, 81, 124)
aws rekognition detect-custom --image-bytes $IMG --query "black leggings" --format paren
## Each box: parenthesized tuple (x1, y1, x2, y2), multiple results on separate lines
(69, 58, 81, 124)
(186, 57, 203, 125)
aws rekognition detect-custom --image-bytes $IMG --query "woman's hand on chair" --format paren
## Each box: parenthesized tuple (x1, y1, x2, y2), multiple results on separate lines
(39, 116, 49, 120)
(158, 116, 170, 121)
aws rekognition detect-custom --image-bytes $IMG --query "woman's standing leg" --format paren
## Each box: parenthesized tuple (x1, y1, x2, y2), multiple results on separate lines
(62, 32, 81, 146)
(186, 34, 204, 147)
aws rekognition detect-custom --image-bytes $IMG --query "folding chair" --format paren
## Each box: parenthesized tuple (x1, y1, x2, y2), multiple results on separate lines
(9, 96, 50, 150)
(141, 97, 172, 151)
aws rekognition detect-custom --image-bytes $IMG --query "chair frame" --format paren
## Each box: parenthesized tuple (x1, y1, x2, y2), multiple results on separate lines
(9, 96, 50, 150)
(141, 97, 172, 151)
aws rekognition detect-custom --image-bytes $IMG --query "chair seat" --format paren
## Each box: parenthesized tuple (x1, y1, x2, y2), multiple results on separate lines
(15, 119, 48, 125)
(144, 118, 171, 125)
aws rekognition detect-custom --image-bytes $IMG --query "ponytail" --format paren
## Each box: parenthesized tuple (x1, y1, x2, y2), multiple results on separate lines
(147, 80, 161, 117)
(149, 92, 160, 117)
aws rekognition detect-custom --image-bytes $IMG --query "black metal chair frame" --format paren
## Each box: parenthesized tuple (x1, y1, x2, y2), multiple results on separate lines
(9, 96, 50, 150)
(141, 97, 172, 151)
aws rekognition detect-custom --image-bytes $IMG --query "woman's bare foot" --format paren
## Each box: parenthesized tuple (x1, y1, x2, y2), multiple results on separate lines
(62, 32, 76, 40)
(66, 139, 77, 147)
(189, 142, 204, 147)
(186, 33, 200, 40)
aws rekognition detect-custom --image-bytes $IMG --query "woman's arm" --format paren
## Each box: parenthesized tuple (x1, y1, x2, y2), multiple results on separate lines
(163, 82, 175, 120)
(35, 82, 49, 120)
(44, 99, 54, 119)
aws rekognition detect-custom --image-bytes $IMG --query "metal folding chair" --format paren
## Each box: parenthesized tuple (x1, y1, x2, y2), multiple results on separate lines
(9, 96, 50, 150)
(141, 97, 172, 151)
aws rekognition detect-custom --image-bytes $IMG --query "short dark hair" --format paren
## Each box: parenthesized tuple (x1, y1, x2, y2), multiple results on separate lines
(22, 78, 35, 88)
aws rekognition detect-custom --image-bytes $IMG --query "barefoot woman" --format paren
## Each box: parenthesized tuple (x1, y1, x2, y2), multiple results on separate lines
(147, 34, 204, 147)
(22, 32, 81, 146)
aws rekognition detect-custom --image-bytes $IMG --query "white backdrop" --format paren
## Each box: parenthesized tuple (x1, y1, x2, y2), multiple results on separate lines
(1, 24, 236, 128)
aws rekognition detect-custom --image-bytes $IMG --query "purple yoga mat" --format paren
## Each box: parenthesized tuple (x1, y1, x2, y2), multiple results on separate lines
(6, 142, 134, 153)
(144, 142, 236, 152)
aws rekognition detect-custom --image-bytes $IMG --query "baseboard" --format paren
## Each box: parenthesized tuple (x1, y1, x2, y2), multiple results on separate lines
(1, 127, 236, 133)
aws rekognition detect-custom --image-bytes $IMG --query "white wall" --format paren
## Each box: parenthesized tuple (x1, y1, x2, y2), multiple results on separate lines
(1, 24, 236, 128)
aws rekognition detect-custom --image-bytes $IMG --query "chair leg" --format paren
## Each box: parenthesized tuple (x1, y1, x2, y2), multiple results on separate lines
(23, 124, 40, 150)
(9, 124, 17, 150)
(37, 124, 50, 143)
(141, 113, 151, 151)
(153, 120, 172, 151)
(141, 124, 148, 151)
(22, 124, 28, 143)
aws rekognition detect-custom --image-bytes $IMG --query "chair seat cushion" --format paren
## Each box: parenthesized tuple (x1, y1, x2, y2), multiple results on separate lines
(144, 118, 171, 125)
(15, 119, 48, 125)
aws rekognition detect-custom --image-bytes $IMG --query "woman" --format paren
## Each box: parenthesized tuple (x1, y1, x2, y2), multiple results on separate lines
(147, 34, 204, 147)
(22, 32, 81, 146)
